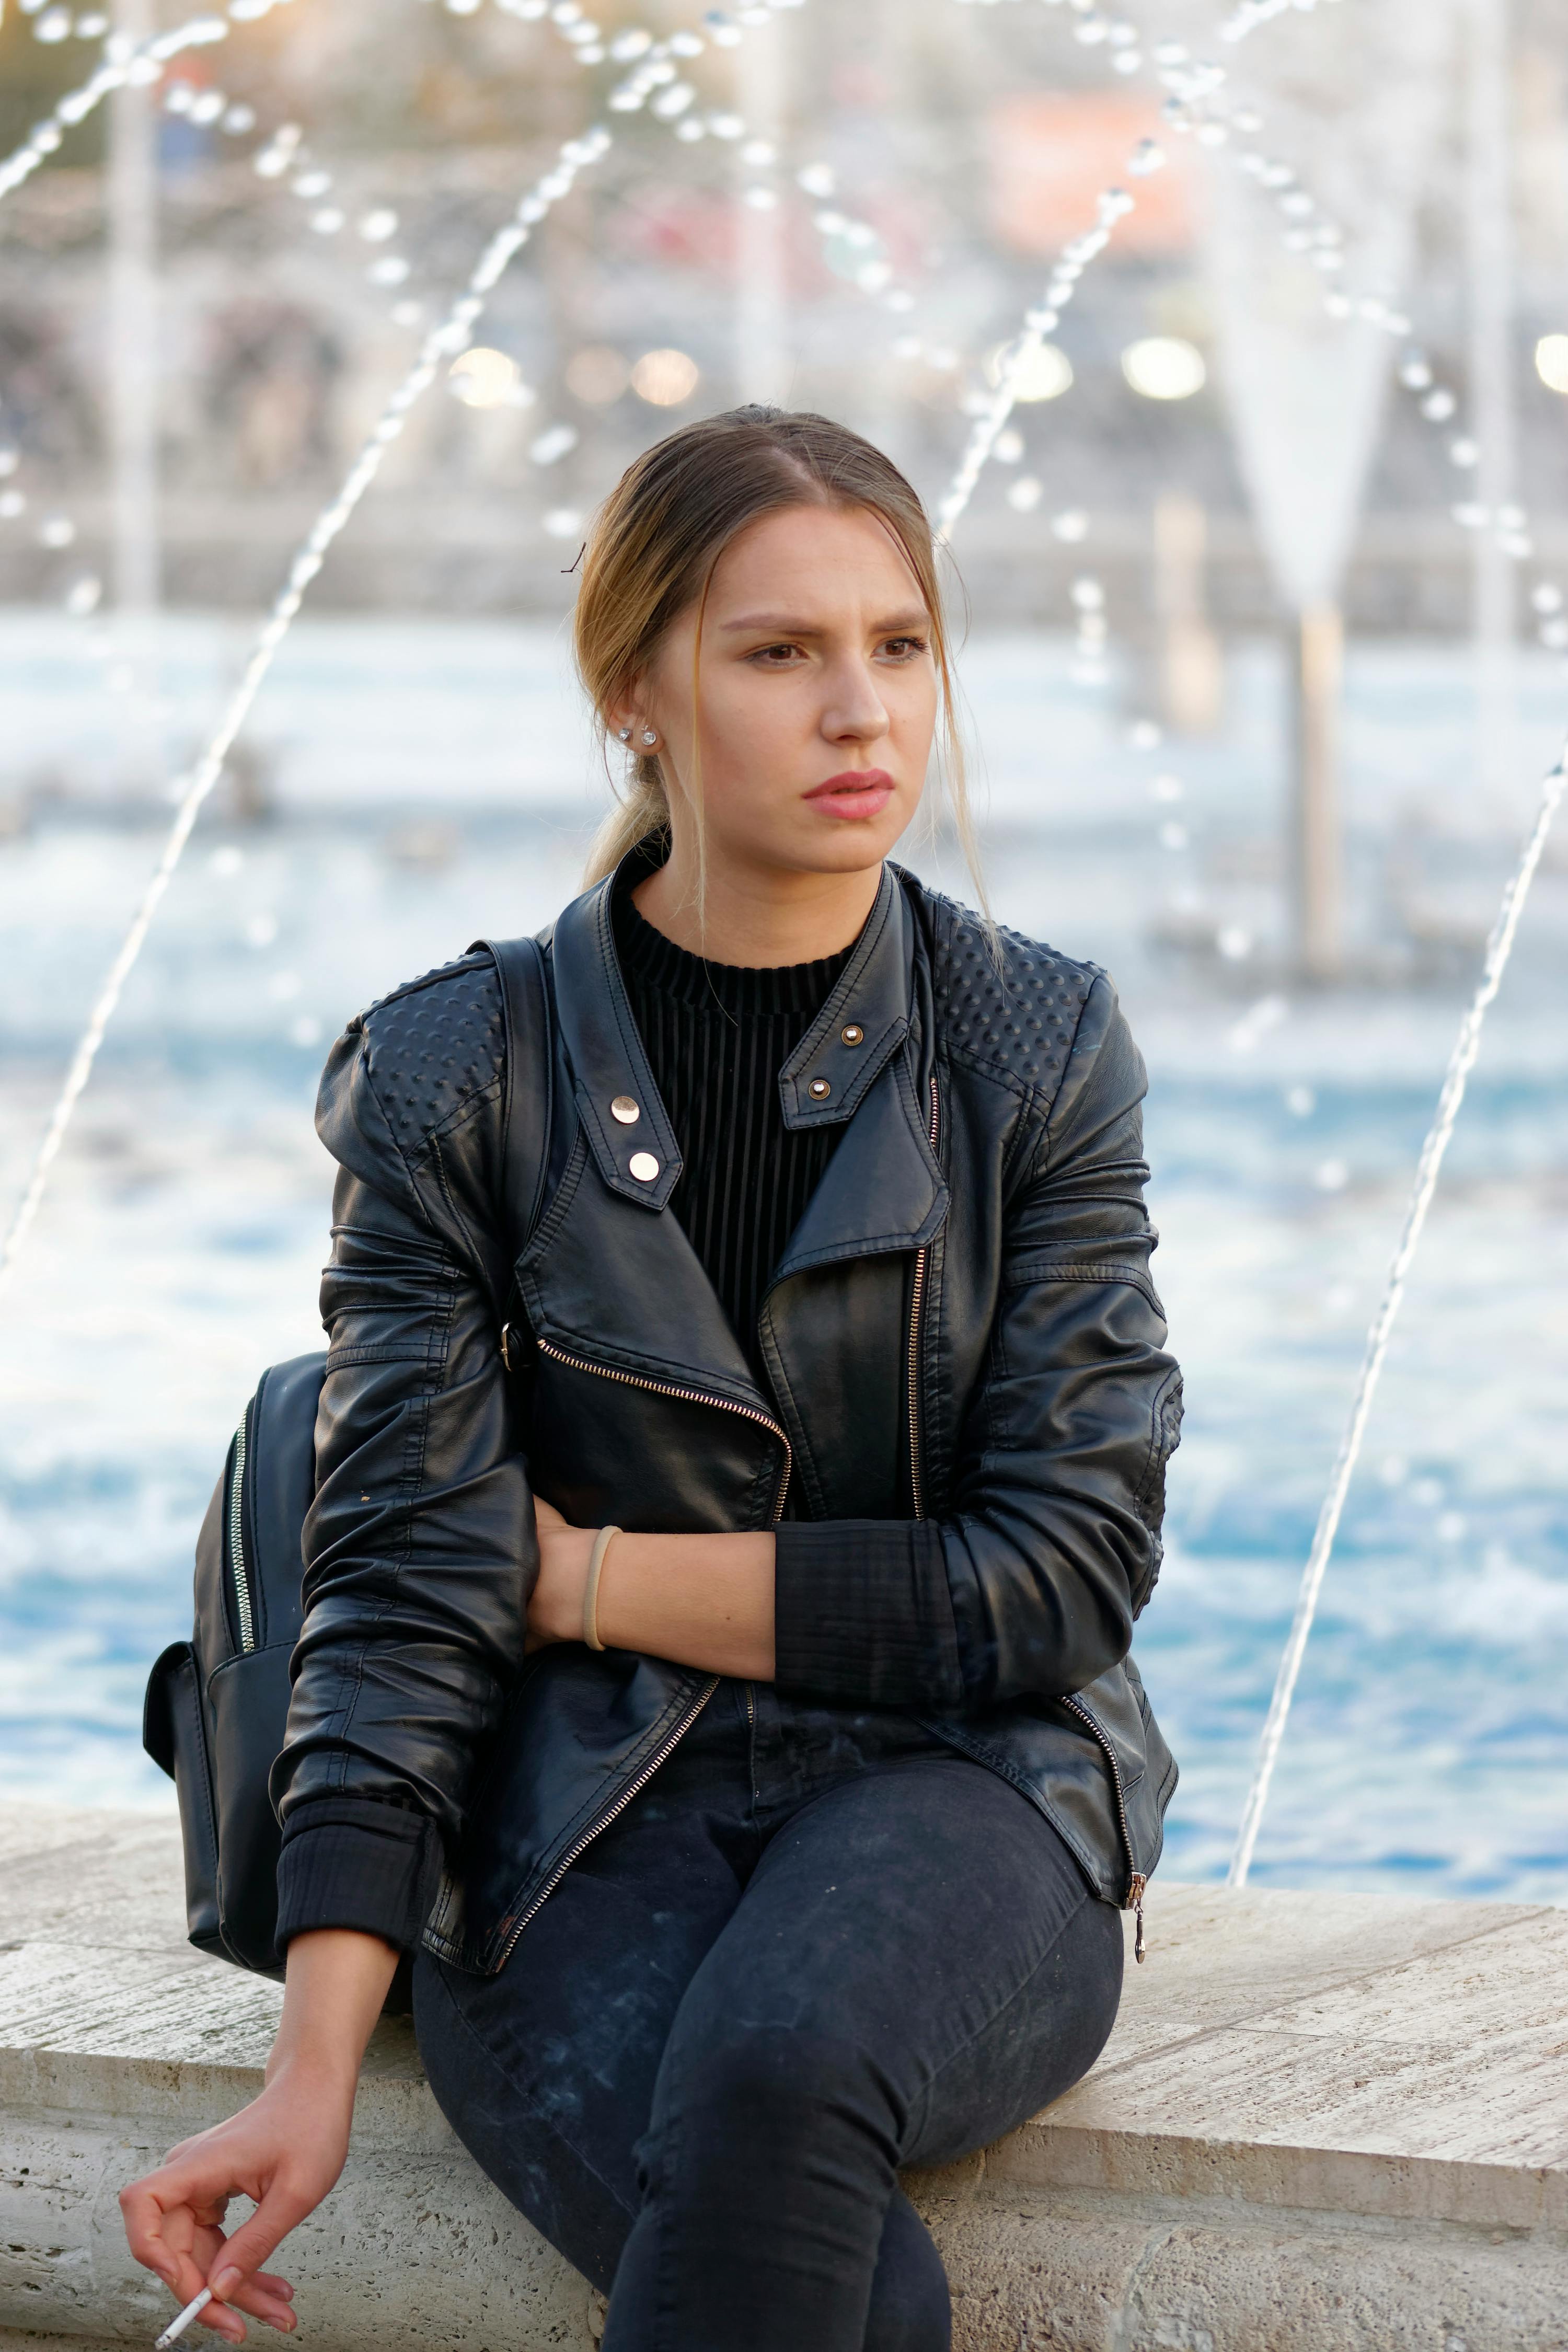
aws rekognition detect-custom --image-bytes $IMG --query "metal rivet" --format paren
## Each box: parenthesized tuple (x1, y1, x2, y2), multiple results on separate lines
(808, 1077, 832, 1101)
(610, 1094, 640, 1125)
(628, 1151, 660, 1182)
(840, 1023, 864, 1046)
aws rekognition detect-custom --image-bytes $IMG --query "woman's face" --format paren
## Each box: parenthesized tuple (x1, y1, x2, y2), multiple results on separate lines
(627, 502, 940, 882)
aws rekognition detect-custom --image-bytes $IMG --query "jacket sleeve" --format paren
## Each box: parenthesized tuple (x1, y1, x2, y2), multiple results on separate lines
(773, 972, 1182, 1713)
(268, 965, 536, 1954)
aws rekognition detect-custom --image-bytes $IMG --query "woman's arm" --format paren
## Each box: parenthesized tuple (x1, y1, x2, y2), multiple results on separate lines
(771, 973, 1182, 1713)
(271, 962, 535, 1954)
(119, 1930, 399, 2340)
(529, 1500, 775, 1678)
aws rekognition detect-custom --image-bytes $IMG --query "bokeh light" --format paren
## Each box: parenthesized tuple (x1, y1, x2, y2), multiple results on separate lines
(630, 348, 701, 407)
(1534, 334, 1568, 394)
(1121, 337, 1207, 400)
(984, 341, 1073, 402)
(447, 347, 524, 408)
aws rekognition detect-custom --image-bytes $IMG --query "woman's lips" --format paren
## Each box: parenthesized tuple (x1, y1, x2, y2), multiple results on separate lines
(803, 770, 895, 822)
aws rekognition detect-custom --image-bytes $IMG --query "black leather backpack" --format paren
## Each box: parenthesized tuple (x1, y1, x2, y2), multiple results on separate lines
(142, 933, 550, 1979)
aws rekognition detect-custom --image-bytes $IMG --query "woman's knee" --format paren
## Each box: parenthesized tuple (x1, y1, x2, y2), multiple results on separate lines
(649, 2016, 900, 2177)
(863, 2188, 950, 2352)
(903, 1888, 1125, 2173)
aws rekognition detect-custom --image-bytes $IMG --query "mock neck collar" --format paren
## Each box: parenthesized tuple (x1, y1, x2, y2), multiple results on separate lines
(549, 839, 929, 1215)
(611, 857, 855, 1022)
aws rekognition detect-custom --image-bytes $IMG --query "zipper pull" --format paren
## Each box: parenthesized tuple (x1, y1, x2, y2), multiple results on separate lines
(1128, 1872, 1147, 1963)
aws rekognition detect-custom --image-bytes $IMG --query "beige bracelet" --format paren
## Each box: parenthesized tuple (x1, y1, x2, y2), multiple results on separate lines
(582, 1524, 621, 1653)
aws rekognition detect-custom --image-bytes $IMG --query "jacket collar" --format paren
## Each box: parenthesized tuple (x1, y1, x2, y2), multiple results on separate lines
(548, 849, 686, 1212)
(548, 845, 944, 1262)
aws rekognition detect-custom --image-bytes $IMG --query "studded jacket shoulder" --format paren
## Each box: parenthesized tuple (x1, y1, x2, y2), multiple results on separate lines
(923, 887, 1101, 1110)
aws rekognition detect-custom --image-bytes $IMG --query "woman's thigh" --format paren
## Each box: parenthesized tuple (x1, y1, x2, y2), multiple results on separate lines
(413, 1748, 755, 2291)
(650, 1753, 1124, 2174)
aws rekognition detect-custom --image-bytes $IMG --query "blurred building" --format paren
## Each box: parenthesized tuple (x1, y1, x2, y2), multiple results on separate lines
(1, 0, 1567, 637)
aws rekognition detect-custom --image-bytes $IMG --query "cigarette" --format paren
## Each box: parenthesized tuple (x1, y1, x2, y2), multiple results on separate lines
(153, 2286, 213, 2347)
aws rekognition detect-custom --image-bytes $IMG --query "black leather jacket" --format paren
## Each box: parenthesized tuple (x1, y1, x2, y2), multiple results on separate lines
(271, 853, 1183, 1975)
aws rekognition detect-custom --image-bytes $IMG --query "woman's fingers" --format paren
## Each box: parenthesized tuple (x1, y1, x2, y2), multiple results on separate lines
(122, 2146, 315, 2337)
(202, 2177, 320, 2313)
(195, 2292, 248, 2344)
(220, 2265, 297, 2333)
(119, 2176, 208, 2304)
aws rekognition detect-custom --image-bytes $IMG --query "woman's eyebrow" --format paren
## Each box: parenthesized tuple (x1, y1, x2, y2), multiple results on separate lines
(719, 609, 931, 635)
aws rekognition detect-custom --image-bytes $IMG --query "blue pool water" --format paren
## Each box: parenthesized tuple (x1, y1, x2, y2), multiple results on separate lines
(2, 614, 1565, 1904)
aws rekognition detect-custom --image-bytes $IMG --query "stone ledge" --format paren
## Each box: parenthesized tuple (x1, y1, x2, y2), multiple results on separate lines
(2, 1802, 1564, 2351)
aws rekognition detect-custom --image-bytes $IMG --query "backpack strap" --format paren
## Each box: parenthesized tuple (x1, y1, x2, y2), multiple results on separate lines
(474, 932, 554, 1277)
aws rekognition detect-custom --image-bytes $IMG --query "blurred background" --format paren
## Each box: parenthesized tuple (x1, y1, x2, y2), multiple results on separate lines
(1, 0, 1565, 1900)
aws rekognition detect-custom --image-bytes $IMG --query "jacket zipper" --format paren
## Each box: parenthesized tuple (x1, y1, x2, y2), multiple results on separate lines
(486, 1332, 794, 1967)
(493, 1671, 721, 1969)
(531, 1335, 794, 1522)
(227, 1408, 257, 1654)
(906, 1073, 941, 1521)
(1058, 1693, 1148, 1961)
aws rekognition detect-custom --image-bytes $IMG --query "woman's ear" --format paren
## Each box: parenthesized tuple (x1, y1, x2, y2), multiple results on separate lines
(606, 673, 645, 745)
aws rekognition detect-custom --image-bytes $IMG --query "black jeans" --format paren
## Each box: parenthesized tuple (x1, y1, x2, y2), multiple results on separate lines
(414, 1678, 1123, 2352)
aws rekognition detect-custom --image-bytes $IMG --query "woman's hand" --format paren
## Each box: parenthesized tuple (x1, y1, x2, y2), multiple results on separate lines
(525, 1495, 595, 1649)
(119, 2068, 353, 2341)
(120, 1929, 398, 2341)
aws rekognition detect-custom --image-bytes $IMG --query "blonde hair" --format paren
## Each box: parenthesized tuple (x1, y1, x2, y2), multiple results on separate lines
(573, 403, 986, 910)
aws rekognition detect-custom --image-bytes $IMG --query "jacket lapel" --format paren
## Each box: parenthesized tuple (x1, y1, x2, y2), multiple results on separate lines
(770, 869, 947, 1279)
(548, 866, 684, 1213)
(534, 851, 948, 1428)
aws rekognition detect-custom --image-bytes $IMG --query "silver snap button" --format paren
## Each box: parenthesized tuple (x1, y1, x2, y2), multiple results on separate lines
(840, 1024, 864, 1046)
(610, 1094, 640, 1125)
(628, 1151, 660, 1182)
(808, 1077, 832, 1101)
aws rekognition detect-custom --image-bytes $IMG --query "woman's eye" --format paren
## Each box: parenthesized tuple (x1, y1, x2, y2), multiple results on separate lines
(881, 635, 929, 659)
(750, 643, 801, 665)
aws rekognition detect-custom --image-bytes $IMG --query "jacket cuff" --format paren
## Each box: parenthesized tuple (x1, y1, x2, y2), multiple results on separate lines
(773, 1520, 964, 1711)
(275, 1797, 444, 1955)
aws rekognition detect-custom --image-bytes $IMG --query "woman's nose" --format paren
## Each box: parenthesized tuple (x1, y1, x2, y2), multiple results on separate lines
(822, 665, 891, 741)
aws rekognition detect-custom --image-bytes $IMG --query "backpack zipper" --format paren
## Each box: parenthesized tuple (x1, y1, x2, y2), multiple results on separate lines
(1057, 1692, 1148, 1961)
(226, 1406, 257, 1654)
(485, 1332, 793, 1965)
(906, 1073, 941, 1521)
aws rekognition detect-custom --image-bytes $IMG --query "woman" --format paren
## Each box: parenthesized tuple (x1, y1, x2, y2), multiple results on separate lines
(121, 406, 1182, 2351)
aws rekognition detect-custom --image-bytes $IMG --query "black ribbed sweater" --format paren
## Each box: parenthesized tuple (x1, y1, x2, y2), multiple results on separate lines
(612, 874, 852, 1386)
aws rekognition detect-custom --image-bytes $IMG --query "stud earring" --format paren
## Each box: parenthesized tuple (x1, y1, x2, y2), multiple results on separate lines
(616, 726, 632, 742)
(640, 729, 659, 747)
